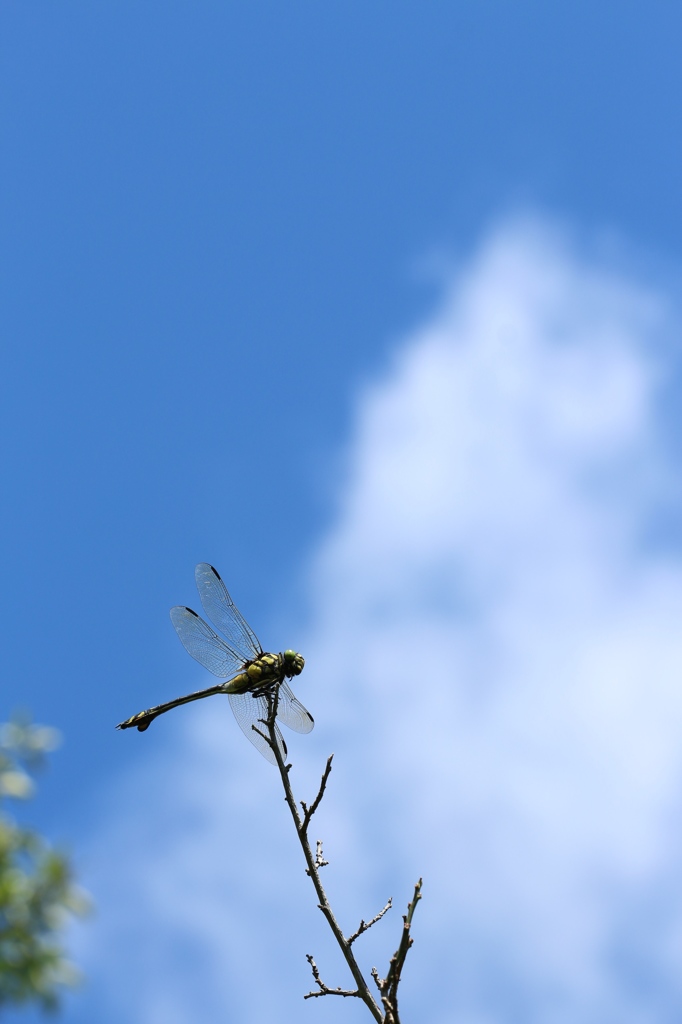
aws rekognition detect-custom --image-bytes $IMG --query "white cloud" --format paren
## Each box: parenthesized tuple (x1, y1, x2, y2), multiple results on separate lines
(75, 216, 682, 1023)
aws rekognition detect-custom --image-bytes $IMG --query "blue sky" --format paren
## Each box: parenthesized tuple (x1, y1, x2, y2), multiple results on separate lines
(2, 3, 682, 1023)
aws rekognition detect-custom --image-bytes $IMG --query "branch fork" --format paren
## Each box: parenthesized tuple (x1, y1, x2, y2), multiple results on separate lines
(304, 955, 360, 1000)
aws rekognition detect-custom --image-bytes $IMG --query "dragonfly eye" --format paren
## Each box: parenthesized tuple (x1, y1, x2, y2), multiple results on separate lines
(283, 650, 304, 675)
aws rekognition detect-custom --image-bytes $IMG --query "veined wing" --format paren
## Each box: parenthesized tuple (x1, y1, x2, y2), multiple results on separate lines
(227, 691, 287, 765)
(277, 681, 314, 735)
(195, 563, 262, 661)
(170, 606, 245, 678)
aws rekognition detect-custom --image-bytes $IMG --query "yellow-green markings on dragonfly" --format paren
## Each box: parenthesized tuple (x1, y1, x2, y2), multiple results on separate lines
(116, 564, 313, 765)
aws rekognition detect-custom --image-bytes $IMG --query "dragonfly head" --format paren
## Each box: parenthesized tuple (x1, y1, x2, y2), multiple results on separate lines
(283, 650, 305, 677)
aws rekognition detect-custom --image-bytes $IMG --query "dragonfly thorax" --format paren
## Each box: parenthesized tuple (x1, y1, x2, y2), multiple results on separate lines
(228, 650, 304, 693)
(245, 650, 304, 681)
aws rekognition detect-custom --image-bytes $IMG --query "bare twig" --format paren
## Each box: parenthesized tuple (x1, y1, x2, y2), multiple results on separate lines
(261, 689, 384, 1024)
(314, 839, 329, 868)
(301, 753, 334, 833)
(348, 897, 393, 945)
(304, 955, 361, 1000)
(305, 839, 329, 876)
(258, 683, 421, 1023)
(371, 879, 423, 1024)
(251, 725, 269, 746)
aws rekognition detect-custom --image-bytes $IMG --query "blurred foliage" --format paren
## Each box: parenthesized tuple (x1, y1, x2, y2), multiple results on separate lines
(0, 716, 88, 1013)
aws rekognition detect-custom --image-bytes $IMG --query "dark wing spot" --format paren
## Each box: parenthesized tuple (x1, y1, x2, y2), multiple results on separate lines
(187, 607, 199, 617)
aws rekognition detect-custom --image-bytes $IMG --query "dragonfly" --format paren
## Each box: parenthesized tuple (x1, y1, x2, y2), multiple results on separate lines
(117, 563, 313, 764)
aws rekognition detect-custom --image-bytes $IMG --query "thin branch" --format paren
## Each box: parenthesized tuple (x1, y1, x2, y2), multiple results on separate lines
(372, 879, 423, 1024)
(301, 754, 334, 833)
(263, 689, 384, 1024)
(304, 955, 361, 1000)
(251, 725, 269, 746)
(348, 897, 393, 946)
(258, 683, 422, 1022)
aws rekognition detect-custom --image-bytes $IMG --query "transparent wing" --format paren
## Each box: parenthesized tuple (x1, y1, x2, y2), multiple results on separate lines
(170, 606, 244, 679)
(228, 691, 287, 765)
(195, 563, 262, 661)
(277, 681, 314, 735)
